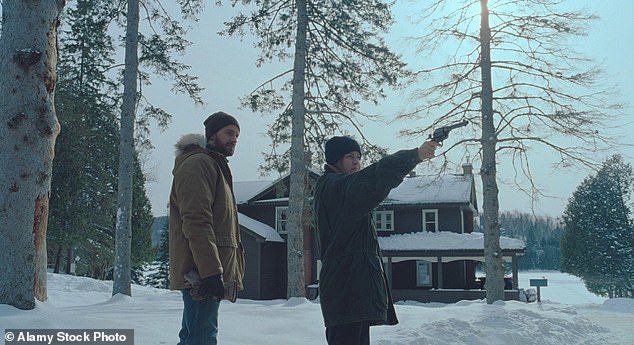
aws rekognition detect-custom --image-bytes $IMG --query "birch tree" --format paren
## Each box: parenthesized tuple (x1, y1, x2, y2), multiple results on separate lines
(224, 0, 408, 298)
(401, 0, 622, 303)
(112, 0, 141, 297)
(112, 0, 204, 296)
(0, 0, 66, 310)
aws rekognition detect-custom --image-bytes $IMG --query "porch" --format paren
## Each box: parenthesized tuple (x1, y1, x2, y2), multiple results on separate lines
(379, 232, 526, 303)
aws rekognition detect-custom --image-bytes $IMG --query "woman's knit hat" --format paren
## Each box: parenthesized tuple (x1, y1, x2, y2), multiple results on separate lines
(204, 111, 240, 140)
(325, 136, 362, 165)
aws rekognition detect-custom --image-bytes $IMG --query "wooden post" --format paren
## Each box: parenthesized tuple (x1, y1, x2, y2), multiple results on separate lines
(437, 256, 443, 288)
(529, 278, 548, 303)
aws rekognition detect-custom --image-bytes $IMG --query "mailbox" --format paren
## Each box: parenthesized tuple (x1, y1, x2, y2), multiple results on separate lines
(529, 278, 548, 303)
(530, 278, 548, 287)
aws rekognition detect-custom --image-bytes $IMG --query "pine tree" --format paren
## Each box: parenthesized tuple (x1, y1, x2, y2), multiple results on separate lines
(223, 0, 408, 171)
(54, 0, 204, 291)
(146, 224, 170, 289)
(131, 159, 155, 269)
(48, 0, 118, 277)
(223, 0, 408, 298)
(561, 155, 634, 298)
(48, 0, 158, 282)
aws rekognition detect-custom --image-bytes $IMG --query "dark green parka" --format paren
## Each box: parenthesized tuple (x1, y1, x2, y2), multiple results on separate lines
(314, 148, 421, 327)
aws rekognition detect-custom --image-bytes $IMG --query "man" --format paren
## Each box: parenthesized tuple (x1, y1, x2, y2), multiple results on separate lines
(313, 136, 438, 345)
(169, 111, 245, 345)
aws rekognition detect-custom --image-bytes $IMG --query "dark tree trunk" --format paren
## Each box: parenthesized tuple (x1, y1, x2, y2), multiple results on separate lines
(479, 0, 504, 303)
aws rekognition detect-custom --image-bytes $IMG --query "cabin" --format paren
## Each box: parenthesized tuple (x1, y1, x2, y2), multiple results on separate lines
(234, 173, 319, 300)
(373, 164, 526, 302)
(233, 163, 526, 302)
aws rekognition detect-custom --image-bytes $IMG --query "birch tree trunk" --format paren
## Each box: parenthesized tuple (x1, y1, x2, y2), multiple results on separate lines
(113, 0, 140, 297)
(479, 0, 504, 303)
(0, 0, 65, 310)
(286, 0, 308, 298)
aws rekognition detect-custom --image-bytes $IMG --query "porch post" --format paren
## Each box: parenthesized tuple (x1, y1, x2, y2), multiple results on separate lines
(511, 253, 518, 289)
(437, 255, 443, 289)
(386, 256, 393, 288)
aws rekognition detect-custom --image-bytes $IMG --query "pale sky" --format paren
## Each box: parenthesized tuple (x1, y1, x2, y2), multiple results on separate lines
(144, 0, 634, 218)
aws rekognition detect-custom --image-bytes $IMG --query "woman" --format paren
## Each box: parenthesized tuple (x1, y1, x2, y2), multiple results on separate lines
(314, 136, 438, 345)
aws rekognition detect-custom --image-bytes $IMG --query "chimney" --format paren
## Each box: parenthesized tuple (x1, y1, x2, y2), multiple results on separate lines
(462, 163, 473, 176)
(408, 171, 416, 177)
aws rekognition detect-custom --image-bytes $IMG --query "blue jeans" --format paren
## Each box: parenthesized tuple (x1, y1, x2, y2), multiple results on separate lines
(178, 289, 221, 345)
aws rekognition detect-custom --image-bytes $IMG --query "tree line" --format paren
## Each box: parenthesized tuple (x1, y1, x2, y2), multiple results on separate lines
(477, 211, 563, 271)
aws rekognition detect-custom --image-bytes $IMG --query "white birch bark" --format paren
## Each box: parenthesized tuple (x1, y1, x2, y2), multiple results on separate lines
(113, 0, 140, 297)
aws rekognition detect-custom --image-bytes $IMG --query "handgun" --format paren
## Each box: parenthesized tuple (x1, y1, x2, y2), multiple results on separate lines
(428, 120, 469, 146)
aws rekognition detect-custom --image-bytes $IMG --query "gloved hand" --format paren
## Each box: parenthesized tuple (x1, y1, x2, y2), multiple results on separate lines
(195, 274, 225, 300)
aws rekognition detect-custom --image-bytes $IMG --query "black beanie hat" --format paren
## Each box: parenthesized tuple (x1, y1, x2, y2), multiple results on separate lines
(325, 136, 362, 165)
(204, 111, 240, 140)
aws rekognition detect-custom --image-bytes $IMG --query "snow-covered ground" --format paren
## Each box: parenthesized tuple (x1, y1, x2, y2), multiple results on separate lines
(1, 270, 632, 344)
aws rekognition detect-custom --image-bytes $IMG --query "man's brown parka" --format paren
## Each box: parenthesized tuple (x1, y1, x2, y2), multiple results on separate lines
(168, 133, 245, 291)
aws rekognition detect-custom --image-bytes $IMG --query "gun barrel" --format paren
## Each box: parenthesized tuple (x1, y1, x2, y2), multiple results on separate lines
(445, 120, 469, 130)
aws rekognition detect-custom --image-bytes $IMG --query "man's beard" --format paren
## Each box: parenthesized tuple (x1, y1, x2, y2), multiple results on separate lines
(223, 144, 235, 156)
(211, 139, 235, 156)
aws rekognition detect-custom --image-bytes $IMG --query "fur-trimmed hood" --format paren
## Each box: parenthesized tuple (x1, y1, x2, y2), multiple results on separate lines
(174, 133, 207, 156)
(168, 131, 244, 292)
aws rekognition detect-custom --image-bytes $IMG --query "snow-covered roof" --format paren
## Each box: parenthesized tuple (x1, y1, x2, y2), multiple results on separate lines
(235, 174, 473, 206)
(250, 198, 289, 205)
(238, 213, 285, 243)
(378, 231, 525, 251)
(234, 170, 321, 204)
(234, 180, 273, 204)
(383, 174, 473, 205)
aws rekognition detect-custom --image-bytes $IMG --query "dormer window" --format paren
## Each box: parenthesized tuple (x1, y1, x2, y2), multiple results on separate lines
(422, 209, 438, 232)
(373, 210, 394, 232)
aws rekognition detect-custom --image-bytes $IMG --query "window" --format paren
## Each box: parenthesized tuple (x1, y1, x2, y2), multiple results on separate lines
(416, 261, 432, 287)
(275, 207, 288, 234)
(422, 209, 438, 232)
(373, 210, 394, 231)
